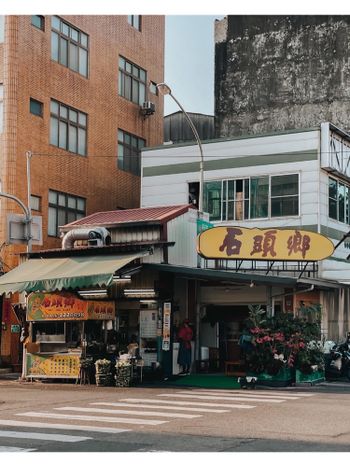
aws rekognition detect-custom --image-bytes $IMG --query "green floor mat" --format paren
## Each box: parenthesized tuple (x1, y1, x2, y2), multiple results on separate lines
(170, 374, 240, 389)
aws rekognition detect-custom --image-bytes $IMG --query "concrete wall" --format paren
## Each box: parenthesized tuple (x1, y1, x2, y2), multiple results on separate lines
(215, 16, 350, 138)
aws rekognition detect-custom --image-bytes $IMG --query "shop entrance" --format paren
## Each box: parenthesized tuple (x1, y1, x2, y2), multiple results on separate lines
(200, 304, 257, 371)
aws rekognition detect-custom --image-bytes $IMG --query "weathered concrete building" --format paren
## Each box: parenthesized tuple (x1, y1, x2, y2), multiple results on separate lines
(215, 16, 350, 137)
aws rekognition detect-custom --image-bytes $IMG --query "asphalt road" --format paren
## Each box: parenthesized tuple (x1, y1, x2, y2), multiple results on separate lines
(0, 379, 349, 452)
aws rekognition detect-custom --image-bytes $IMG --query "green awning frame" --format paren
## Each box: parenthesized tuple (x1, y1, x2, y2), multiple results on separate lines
(0, 253, 144, 294)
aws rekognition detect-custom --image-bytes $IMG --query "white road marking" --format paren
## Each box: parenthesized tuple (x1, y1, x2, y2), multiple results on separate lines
(194, 389, 316, 397)
(157, 393, 284, 403)
(240, 390, 316, 397)
(92, 402, 229, 413)
(0, 430, 90, 443)
(0, 419, 131, 434)
(0, 446, 36, 452)
(18, 411, 167, 426)
(55, 406, 201, 419)
(176, 390, 299, 400)
(121, 398, 255, 409)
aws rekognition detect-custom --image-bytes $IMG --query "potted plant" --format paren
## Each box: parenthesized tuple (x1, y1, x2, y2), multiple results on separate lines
(295, 343, 325, 385)
(244, 306, 292, 386)
(244, 304, 324, 387)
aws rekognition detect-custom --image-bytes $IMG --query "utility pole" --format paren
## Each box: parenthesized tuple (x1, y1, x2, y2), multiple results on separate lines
(25, 151, 33, 253)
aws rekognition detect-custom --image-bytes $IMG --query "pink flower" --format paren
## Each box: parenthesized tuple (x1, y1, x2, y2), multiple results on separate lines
(256, 338, 263, 344)
(250, 327, 262, 334)
(263, 336, 273, 343)
(299, 342, 306, 349)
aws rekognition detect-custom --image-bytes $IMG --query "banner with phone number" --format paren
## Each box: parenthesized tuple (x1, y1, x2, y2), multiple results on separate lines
(27, 292, 115, 321)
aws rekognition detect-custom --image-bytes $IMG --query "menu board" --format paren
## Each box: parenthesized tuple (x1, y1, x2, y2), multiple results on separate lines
(26, 353, 80, 378)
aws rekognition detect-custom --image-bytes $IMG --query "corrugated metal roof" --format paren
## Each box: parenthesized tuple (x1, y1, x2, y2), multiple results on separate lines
(62, 205, 193, 229)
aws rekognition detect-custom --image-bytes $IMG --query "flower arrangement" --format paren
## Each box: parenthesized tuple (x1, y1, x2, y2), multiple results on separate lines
(244, 304, 323, 376)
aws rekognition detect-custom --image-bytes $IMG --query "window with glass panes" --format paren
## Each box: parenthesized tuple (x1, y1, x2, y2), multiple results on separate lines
(149, 81, 158, 95)
(270, 174, 299, 217)
(250, 176, 269, 218)
(127, 15, 141, 30)
(204, 181, 222, 221)
(0, 16, 4, 43)
(118, 57, 146, 105)
(222, 179, 250, 221)
(329, 177, 350, 224)
(51, 16, 88, 77)
(203, 174, 299, 222)
(118, 130, 145, 176)
(32, 15, 45, 30)
(0, 84, 3, 134)
(48, 190, 86, 237)
(30, 195, 41, 212)
(50, 100, 87, 155)
(30, 98, 43, 117)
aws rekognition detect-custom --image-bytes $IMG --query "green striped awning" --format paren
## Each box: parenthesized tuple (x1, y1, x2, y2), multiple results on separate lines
(0, 253, 142, 294)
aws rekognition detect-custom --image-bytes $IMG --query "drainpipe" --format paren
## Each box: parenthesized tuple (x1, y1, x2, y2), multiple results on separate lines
(194, 280, 201, 373)
(271, 284, 315, 300)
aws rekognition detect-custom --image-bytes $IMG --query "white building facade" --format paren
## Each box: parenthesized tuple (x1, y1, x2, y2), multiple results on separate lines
(141, 122, 350, 341)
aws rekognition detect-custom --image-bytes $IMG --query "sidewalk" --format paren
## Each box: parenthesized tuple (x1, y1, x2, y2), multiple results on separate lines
(0, 370, 349, 390)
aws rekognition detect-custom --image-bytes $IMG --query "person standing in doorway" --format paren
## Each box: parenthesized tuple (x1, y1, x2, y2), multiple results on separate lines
(177, 319, 193, 375)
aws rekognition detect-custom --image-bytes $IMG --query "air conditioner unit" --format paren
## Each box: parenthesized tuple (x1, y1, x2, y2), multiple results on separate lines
(141, 101, 156, 116)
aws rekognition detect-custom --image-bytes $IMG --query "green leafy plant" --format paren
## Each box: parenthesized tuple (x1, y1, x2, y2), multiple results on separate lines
(244, 305, 324, 376)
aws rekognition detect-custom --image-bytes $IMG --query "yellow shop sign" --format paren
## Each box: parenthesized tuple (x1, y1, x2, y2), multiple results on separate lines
(197, 227, 334, 261)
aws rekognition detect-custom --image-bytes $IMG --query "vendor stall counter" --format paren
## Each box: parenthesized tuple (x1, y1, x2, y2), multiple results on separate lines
(24, 291, 115, 380)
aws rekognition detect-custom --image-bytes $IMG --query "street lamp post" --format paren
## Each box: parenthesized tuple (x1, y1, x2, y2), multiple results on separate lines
(157, 83, 205, 368)
(156, 83, 204, 214)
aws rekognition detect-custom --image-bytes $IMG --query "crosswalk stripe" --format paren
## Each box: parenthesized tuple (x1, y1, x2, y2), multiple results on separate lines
(194, 389, 316, 397)
(157, 393, 284, 403)
(121, 398, 256, 409)
(175, 390, 299, 400)
(0, 446, 36, 452)
(18, 411, 168, 426)
(0, 430, 90, 443)
(0, 420, 131, 434)
(55, 406, 201, 419)
(92, 402, 229, 413)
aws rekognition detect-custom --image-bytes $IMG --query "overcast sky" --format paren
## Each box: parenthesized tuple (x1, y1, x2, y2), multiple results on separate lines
(164, 15, 223, 116)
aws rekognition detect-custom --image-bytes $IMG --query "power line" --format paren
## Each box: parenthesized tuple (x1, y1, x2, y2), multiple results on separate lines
(28, 150, 350, 159)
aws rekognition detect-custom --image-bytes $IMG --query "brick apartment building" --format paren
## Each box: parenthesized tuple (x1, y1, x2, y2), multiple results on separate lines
(0, 15, 164, 367)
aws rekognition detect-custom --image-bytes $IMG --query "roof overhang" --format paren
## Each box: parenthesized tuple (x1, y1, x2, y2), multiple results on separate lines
(0, 252, 146, 295)
(142, 263, 298, 287)
(143, 263, 345, 290)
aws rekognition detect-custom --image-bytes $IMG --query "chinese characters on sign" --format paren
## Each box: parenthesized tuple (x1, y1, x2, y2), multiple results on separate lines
(162, 302, 171, 351)
(250, 230, 278, 258)
(26, 353, 80, 378)
(198, 227, 334, 261)
(27, 292, 115, 321)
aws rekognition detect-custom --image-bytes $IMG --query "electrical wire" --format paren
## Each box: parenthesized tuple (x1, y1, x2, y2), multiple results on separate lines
(25, 150, 350, 159)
